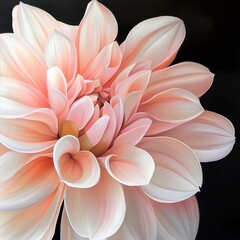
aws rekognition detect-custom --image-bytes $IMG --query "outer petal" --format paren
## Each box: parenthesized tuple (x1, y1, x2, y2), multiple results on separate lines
(76, 0, 118, 73)
(139, 88, 204, 123)
(138, 137, 202, 202)
(53, 135, 100, 188)
(152, 196, 199, 240)
(0, 34, 47, 95)
(163, 111, 236, 162)
(142, 61, 214, 102)
(46, 30, 77, 82)
(12, 2, 77, 53)
(0, 155, 59, 210)
(100, 144, 155, 186)
(0, 184, 64, 240)
(65, 168, 126, 240)
(120, 16, 185, 70)
(108, 187, 157, 240)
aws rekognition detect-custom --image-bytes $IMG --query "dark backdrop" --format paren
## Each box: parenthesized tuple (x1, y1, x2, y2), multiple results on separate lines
(1, 0, 239, 239)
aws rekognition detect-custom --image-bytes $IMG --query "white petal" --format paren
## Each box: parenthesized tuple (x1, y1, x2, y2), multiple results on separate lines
(152, 196, 199, 240)
(109, 187, 157, 240)
(138, 137, 202, 202)
(65, 168, 126, 240)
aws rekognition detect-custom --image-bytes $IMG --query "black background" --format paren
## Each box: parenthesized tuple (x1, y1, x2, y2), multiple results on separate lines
(1, 0, 239, 239)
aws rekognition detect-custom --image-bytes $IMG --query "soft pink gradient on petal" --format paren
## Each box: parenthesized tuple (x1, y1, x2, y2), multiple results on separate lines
(152, 196, 199, 240)
(163, 111, 236, 162)
(0, 184, 64, 239)
(138, 137, 202, 202)
(65, 168, 126, 240)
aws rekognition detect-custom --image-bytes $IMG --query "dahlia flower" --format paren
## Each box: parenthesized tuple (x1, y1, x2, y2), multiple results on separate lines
(0, 1, 235, 239)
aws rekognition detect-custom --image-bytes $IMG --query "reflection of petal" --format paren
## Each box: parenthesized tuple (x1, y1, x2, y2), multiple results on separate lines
(65, 168, 125, 240)
(152, 196, 199, 240)
(164, 111, 236, 162)
(120, 16, 185, 70)
(53, 135, 100, 188)
(0, 155, 59, 210)
(76, 0, 118, 73)
(0, 184, 64, 239)
(109, 187, 157, 240)
(101, 144, 155, 186)
(139, 137, 202, 202)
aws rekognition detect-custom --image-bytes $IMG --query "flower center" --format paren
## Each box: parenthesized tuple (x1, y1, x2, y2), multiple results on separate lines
(59, 120, 79, 138)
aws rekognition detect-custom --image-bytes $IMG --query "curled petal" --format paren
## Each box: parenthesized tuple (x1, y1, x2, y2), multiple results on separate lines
(46, 30, 77, 82)
(76, 0, 118, 73)
(139, 88, 204, 123)
(101, 144, 155, 186)
(152, 196, 199, 240)
(109, 187, 157, 240)
(65, 168, 126, 240)
(138, 137, 202, 202)
(53, 135, 100, 188)
(120, 16, 185, 70)
(0, 34, 47, 94)
(0, 184, 64, 239)
(67, 96, 94, 130)
(0, 156, 59, 210)
(163, 111, 236, 162)
(142, 61, 214, 102)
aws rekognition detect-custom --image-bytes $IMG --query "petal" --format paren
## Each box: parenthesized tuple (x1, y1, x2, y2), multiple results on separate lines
(142, 61, 214, 102)
(67, 96, 94, 130)
(138, 137, 202, 202)
(76, 0, 118, 73)
(101, 144, 155, 186)
(0, 155, 59, 210)
(0, 109, 58, 153)
(61, 207, 86, 240)
(120, 16, 185, 70)
(53, 135, 100, 188)
(46, 30, 77, 82)
(114, 118, 152, 146)
(0, 184, 64, 240)
(152, 196, 199, 240)
(139, 88, 204, 123)
(65, 168, 126, 240)
(0, 34, 47, 94)
(109, 187, 157, 240)
(163, 111, 236, 162)
(13, 2, 77, 53)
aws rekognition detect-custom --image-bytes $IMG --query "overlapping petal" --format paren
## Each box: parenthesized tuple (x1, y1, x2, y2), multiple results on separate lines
(138, 137, 202, 202)
(65, 168, 125, 240)
(163, 111, 235, 162)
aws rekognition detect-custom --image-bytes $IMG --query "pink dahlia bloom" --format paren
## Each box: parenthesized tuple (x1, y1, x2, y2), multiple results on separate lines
(0, 1, 235, 239)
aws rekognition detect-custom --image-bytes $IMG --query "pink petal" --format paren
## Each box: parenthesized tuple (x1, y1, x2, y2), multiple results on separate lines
(12, 2, 77, 53)
(46, 30, 77, 82)
(65, 168, 125, 239)
(0, 77, 49, 118)
(100, 144, 155, 186)
(67, 96, 94, 130)
(151, 196, 199, 239)
(67, 76, 83, 105)
(0, 184, 64, 239)
(138, 137, 202, 202)
(0, 34, 47, 95)
(0, 155, 59, 210)
(76, 0, 118, 73)
(120, 16, 185, 70)
(139, 88, 204, 123)
(53, 136, 100, 188)
(163, 111, 236, 162)
(109, 187, 157, 240)
(114, 118, 152, 145)
(47, 67, 69, 118)
(142, 61, 214, 102)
